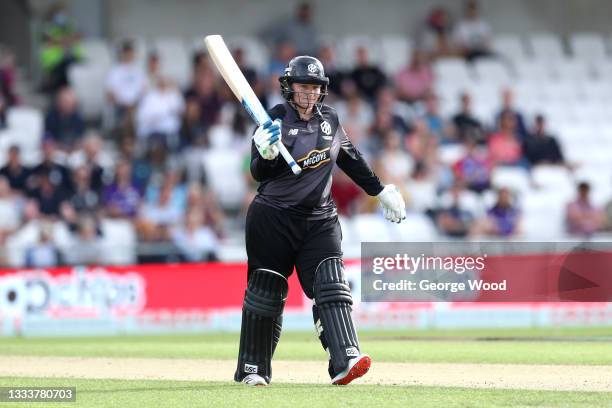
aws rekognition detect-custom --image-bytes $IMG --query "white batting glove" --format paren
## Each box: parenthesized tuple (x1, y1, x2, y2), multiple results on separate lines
(377, 184, 407, 223)
(253, 119, 282, 160)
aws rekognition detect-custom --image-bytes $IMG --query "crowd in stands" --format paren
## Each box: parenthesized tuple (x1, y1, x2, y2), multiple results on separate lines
(1, 0, 611, 267)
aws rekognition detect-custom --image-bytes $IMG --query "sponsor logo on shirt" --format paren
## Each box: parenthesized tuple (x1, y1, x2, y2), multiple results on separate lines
(298, 147, 331, 170)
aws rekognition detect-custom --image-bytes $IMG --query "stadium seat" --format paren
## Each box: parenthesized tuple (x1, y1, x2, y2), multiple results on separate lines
(153, 37, 191, 88)
(80, 38, 112, 71)
(390, 212, 438, 241)
(68, 65, 107, 119)
(437, 144, 467, 166)
(513, 60, 552, 82)
(100, 219, 137, 265)
(492, 34, 528, 61)
(6, 107, 43, 150)
(528, 33, 566, 60)
(352, 213, 392, 241)
(379, 35, 412, 76)
(531, 165, 574, 196)
(520, 191, 567, 239)
(473, 59, 513, 85)
(202, 149, 247, 210)
(569, 32, 609, 61)
(433, 58, 472, 83)
(405, 180, 437, 212)
(553, 59, 593, 81)
(491, 166, 531, 195)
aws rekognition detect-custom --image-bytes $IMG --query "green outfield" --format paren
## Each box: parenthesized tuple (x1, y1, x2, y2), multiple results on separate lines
(0, 327, 611, 407)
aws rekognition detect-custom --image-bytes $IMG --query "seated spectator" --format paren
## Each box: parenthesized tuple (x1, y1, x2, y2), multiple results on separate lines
(453, 138, 491, 193)
(523, 115, 565, 166)
(350, 46, 386, 101)
(434, 182, 475, 238)
(267, 41, 297, 78)
(495, 88, 527, 141)
(377, 130, 414, 187)
(138, 180, 183, 242)
(419, 6, 460, 59)
(30, 139, 73, 196)
(375, 87, 413, 132)
(0, 145, 31, 194)
(60, 165, 102, 235)
(453, 0, 493, 61)
(452, 93, 484, 143)
(335, 82, 374, 149)
(28, 170, 68, 218)
(185, 69, 222, 129)
(63, 214, 103, 265)
(472, 188, 521, 237)
(1, 47, 19, 107)
(180, 97, 208, 149)
(318, 44, 345, 97)
(566, 182, 605, 236)
(422, 92, 455, 144)
(185, 183, 224, 237)
(0, 176, 20, 244)
(136, 76, 185, 151)
(145, 51, 161, 88)
(40, 3, 82, 93)
(263, 2, 319, 56)
(487, 111, 525, 167)
(25, 221, 63, 268)
(171, 209, 219, 262)
(73, 132, 108, 193)
(106, 40, 146, 126)
(102, 161, 141, 219)
(395, 49, 433, 103)
(44, 86, 86, 151)
(406, 118, 438, 170)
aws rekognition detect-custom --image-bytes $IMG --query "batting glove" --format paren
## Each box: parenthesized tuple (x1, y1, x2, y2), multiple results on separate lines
(377, 184, 407, 223)
(254, 119, 282, 160)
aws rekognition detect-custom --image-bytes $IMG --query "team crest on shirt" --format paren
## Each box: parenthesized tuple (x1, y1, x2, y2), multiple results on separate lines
(298, 147, 331, 170)
(320, 121, 332, 135)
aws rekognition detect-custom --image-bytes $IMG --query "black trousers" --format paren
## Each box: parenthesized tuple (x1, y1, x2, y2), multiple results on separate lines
(245, 201, 343, 299)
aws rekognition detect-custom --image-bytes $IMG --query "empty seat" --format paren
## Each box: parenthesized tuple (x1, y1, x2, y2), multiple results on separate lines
(553, 59, 593, 81)
(100, 218, 137, 265)
(202, 148, 247, 210)
(226, 36, 270, 74)
(492, 34, 528, 61)
(529, 33, 566, 60)
(68, 65, 107, 119)
(473, 59, 513, 85)
(6, 107, 43, 150)
(352, 213, 392, 241)
(80, 38, 112, 70)
(379, 35, 412, 75)
(531, 165, 574, 195)
(513, 60, 551, 82)
(433, 58, 472, 82)
(491, 166, 531, 195)
(153, 37, 191, 87)
(569, 32, 608, 61)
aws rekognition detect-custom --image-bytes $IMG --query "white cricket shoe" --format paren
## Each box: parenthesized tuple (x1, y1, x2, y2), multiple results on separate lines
(331, 354, 372, 385)
(242, 374, 267, 386)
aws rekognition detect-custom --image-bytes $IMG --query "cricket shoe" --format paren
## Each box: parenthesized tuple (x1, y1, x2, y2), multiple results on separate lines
(331, 354, 371, 385)
(242, 374, 267, 386)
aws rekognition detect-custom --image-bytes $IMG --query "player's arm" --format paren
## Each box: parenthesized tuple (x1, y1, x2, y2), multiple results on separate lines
(336, 125, 406, 223)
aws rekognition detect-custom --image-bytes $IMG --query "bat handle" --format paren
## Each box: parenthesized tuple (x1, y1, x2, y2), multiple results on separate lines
(278, 142, 302, 175)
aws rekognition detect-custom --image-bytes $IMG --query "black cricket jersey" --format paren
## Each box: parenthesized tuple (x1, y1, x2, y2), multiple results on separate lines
(250, 102, 384, 219)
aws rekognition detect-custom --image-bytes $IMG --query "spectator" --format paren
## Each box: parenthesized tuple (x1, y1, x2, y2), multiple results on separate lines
(145, 51, 161, 88)
(453, 138, 491, 193)
(523, 115, 565, 166)
(350, 46, 386, 101)
(44, 86, 86, 151)
(473, 188, 521, 237)
(138, 180, 183, 242)
(102, 161, 141, 219)
(434, 182, 475, 238)
(419, 6, 460, 59)
(377, 130, 414, 187)
(0, 145, 31, 194)
(335, 83, 374, 150)
(422, 92, 454, 144)
(453, 0, 493, 61)
(180, 97, 208, 149)
(495, 88, 528, 141)
(566, 182, 605, 236)
(30, 139, 73, 195)
(171, 209, 219, 262)
(268, 41, 296, 78)
(136, 76, 185, 151)
(406, 118, 438, 170)
(0, 176, 20, 244)
(1, 47, 19, 107)
(185, 69, 222, 129)
(395, 49, 434, 103)
(185, 183, 224, 237)
(375, 87, 412, 133)
(487, 111, 525, 167)
(66, 165, 101, 215)
(106, 40, 146, 126)
(452, 92, 484, 143)
(64, 214, 103, 265)
(317, 44, 345, 97)
(40, 2, 82, 93)
(28, 170, 68, 218)
(25, 221, 63, 268)
(264, 2, 319, 56)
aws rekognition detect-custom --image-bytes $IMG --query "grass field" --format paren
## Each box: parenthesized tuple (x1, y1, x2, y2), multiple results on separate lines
(0, 327, 611, 407)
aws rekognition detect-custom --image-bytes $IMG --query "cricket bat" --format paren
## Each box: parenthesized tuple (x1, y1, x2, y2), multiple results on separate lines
(204, 35, 302, 175)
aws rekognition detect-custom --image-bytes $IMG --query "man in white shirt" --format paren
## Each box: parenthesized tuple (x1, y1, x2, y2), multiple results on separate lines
(106, 40, 146, 125)
(453, 1, 493, 61)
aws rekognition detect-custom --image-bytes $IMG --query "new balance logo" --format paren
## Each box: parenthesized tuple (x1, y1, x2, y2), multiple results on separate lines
(288, 128, 299, 136)
(244, 364, 258, 374)
(346, 347, 359, 357)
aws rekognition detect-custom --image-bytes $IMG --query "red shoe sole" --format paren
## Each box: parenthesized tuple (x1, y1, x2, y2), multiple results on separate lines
(332, 355, 371, 385)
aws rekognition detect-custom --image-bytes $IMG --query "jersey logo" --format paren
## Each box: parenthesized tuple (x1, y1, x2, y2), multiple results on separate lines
(320, 121, 332, 135)
(307, 63, 318, 73)
(288, 128, 299, 136)
(298, 147, 331, 170)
